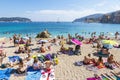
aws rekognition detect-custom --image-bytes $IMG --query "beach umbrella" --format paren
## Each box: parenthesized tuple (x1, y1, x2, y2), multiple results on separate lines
(103, 44, 113, 49)
(102, 40, 118, 46)
(22, 37, 29, 40)
(39, 40, 48, 43)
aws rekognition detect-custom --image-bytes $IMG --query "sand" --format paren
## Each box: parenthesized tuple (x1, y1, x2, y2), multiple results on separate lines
(1, 38, 120, 80)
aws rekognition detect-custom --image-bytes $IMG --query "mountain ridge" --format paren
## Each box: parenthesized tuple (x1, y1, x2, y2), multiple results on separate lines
(73, 10, 120, 24)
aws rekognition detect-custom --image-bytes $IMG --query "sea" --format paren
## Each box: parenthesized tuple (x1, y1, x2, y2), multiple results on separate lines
(0, 22, 120, 38)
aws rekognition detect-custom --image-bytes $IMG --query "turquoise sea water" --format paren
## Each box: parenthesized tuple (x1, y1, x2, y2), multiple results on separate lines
(0, 22, 120, 38)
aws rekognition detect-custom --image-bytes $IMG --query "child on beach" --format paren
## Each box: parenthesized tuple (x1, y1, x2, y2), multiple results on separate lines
(44, 60, 53, 71)
(32, 57, 41, 70)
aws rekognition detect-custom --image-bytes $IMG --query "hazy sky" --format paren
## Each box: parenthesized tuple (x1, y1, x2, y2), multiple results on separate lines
(0, 0, 120, 21)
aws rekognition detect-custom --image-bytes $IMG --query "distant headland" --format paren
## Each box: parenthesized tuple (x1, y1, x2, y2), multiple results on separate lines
(0, 17, 32, 22)
(73, 10, 120, 24)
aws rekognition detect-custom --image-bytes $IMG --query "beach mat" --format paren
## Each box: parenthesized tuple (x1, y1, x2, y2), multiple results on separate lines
(0, 68, 13, 80)
(40, 69, 55, 80)
(26, 67, 41, 80)
(87, 77, 101, 80)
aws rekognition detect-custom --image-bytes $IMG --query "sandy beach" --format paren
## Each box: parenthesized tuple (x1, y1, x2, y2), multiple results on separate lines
(0, 37, 120, 80)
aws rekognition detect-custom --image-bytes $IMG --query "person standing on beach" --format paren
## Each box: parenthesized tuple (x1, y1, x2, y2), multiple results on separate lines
(115, 32, 119, 39)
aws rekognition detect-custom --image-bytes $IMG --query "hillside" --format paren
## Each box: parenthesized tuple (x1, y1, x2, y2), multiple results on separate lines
(73, 14, 103, 23)
(0, 17, 31, 22)
(73, 10, 120, 24)
(100, 10, 120, 24)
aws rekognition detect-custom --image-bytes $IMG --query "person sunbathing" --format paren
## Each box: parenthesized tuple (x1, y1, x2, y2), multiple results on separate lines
(83, 56, 90, 65)
(39, 44, 46, 53)
(32, 57, 41, 70)
(16, 59, 26, 74)
(0, 49, 6, 66)
(83, 54, 95, 65)
(60, 45, 65, 52)
(25, 46, 31, 54)
(107, 54, 120, 68)
(19, 38, 25, 44)
(101, 48, 110, 54)
(95, 56, 104, 66)
(15, 47, 25, 53)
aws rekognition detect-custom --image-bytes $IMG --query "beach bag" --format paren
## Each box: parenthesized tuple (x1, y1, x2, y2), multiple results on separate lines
(45, 54, 52, 60)
(0, 64, 6, 68)
(53, 58, 59, 65)
(38, 55, 45, 63)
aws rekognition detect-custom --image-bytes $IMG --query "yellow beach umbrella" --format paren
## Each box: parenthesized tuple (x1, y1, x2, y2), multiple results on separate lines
(102, 40, 118, 45)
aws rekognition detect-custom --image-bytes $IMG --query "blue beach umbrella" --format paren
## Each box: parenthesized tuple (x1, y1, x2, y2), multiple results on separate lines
(103, 44, 113, 49)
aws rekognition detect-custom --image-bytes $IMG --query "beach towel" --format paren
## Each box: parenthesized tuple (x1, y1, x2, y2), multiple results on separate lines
(40, 69, 55, 80)
(26, 67, 41, 80)
(97, 63, 106, 69)
(45, 54, 52, 60)
(0, 68, 13, 80)
(86, 65, 98, 71)
(101, 75, 109, 80)
(116, 76, 120, 80)
(87, 77, 101, 80)
(38, 55, 45, 63)
(104, 62, 116, 69)
(8, 56, 20, 62)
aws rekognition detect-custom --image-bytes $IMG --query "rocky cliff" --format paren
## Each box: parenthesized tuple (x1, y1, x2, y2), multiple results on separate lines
(73, 10, 120, 24)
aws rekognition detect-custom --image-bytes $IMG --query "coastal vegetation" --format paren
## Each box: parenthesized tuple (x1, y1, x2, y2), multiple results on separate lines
(0, 17, 31, 22)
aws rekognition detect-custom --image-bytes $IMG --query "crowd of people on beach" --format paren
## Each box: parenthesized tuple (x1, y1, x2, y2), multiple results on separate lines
(0, 31, 120, 80)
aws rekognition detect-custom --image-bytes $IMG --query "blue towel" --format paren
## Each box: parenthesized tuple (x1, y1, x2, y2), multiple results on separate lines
(116, 76, 120, 80)
(9, 56, 20, 62)
(26, 67, 41, 80)
(0, 68, 13, 80)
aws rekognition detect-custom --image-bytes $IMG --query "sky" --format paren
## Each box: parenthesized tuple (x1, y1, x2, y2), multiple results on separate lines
(0, 0, 120, 21)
